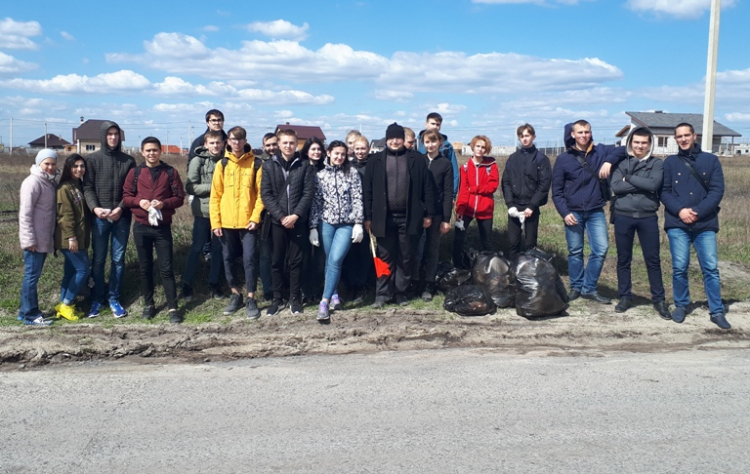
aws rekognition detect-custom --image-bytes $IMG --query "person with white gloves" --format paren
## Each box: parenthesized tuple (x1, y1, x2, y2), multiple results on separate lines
(308, 141, 364, 321)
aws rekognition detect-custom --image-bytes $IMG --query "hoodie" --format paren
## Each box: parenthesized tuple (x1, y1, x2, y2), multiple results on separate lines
(610, 126, 663, 218)
(82, 120, 136, 214)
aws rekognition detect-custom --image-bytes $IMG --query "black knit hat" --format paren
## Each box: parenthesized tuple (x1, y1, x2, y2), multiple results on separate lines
(385, 122, 405, 140)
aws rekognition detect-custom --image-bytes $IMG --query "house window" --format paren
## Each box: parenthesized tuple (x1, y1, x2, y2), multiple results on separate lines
(85, 144, 96, 151)
(657, 136, 670, 148)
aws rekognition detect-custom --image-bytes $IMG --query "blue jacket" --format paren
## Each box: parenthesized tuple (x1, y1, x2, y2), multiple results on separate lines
(417, 130, 459, 198)
(552, 123, 626, 217)
(661, 145, 723, 233)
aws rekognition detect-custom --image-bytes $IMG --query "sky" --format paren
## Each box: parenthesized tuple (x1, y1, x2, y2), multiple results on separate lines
(0, 0, 748, 151)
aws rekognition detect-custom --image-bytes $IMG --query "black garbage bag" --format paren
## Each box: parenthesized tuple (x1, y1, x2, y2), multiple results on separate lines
(437, 267, 472, 292)
(454, 247, 478, 270)
(512, 248, 569, 318)
(471, 251, 514, 308)
(443, 284, 497, 316)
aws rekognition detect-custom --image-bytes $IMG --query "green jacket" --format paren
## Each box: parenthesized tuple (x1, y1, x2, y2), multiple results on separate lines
(186, 146, 220, 218)
(55, 180, 91, 251)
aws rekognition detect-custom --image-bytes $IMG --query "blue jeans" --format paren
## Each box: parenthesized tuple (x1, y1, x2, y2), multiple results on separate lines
(564, 209, 609, 294)
(60, 249, 91, 305)
(20, 250, 47, 321)
(667, 228, 724, 314)
(320, 222, 353, 301)
(183, 216, 223, 287)
(91, 214, 131, 304)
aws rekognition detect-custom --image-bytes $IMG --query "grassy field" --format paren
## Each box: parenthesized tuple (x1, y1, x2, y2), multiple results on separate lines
(1, 151, 749, 326)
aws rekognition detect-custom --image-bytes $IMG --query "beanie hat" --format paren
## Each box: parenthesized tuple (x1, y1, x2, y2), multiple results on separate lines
(35, 148, 58, 166)
(385, 123, 405, 140)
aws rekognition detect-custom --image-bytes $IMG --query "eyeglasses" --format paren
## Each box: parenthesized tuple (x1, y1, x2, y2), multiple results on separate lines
(209, 119, 224, 124)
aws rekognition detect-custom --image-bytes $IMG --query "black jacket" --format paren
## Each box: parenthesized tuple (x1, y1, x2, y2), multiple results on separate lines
(83, 120, 136, 214)
(426, 154, 454, 223)
(261, 154, 316, 224)
(502, 146, 551, 211)
(363, 148, 437, 237)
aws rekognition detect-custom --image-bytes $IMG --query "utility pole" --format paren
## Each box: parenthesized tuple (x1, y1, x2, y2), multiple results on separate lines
(44, 122, 48, 148)
(702, 0, 721, 153)
(10, 117, 13, 155)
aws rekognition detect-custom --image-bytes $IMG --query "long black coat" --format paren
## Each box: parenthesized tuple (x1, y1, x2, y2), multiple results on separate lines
(363, 148, 437, 237)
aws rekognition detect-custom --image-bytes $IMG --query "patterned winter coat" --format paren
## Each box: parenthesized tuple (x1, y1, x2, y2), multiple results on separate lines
(309, 163, 364, 228)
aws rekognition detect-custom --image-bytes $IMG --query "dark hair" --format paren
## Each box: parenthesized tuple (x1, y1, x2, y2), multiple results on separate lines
(60, 153, 85, 184)
(277, 128, 298, 139)
(204, 130, 224, 143)
(262, 132, 277, 144)
(141, 136, 161, 149)
(632, 128, 652, 141)
(205, 109, 224, 122)
(675, 122, 695, 134)
(302, 137, 326, 170)
(426, 112, 443, 123)
(516, 123, 536, 137)
(327, 140, 350, 171)
(226, 126, 248, 154)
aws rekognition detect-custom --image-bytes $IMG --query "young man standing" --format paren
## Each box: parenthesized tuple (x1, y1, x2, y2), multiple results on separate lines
(256, 132, 279, 300)
(261, 129, 315, 315)
(188, 109, 226, 164)
(552, 120, 625, 304)
(417, 112, 459, 199)
(403, 128, 416, 150)
(83, 121, 135, 318)
(182, 130, 226, 300)
(122, 137, 185, 323)
(363, 123, 436, 308)
(210, 127, 264, 319)
(661, 123, 729, 329)
(259, 133, 279, 161)
(610, 127, 670, 319)
(502, 124, 552, 260)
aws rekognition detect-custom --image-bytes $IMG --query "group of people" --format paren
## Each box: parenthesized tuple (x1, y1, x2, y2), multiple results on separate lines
(16, 110, 730, 330)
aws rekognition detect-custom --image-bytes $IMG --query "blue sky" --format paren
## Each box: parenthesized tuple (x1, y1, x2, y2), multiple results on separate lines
(1, 0, 748, 150)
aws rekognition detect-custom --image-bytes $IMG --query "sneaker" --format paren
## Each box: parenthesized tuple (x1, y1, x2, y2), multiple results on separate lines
(710, 312, 731, 330)
(223, 293, 244, 315)
(395, 293, 409, 307)
(351, 287, 365, 306)
(180, 284, 194, 302)
(109, 300, 128, 318)
(372, 297, 387, 309)
(266, 299, 285, 316)
(290, 299, 303, 315)
(142, 305, 156, 320)
(246, 297, 260, 320)
(56, 303, 80, 321)
(209, 284, 225, 300)
(24, 315, 52, 327)
(169, 309, 183, 325)
(317, 301, 330, 321)
(330, 294, 342, 311)
(87, 302, 103, 318)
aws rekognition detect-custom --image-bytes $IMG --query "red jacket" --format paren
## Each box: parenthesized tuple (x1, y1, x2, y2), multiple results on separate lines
(122, 162, 185, 226)
(455, 156, 499, 220)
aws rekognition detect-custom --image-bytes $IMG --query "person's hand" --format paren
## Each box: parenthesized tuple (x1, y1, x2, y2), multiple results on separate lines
(246, 221, 258, 231)
(423, 217, 432, 229)
(109, 207, 123, 221)
(139, 199, 151, 211)
(351, 224, 364, 243)
(213, 228, 223, 237)
(440, 222, 450, 235)
(68, 239, 79, 253)
(281, 214, 298, 229)
(364, 220, 371, 233)
(679, 208, 698, 224)
(94, 207, 110, 219)
(564, 213, 578, 226)
(599, 162, 612, 179)
(24, 246, 37, 252)
(150, 200, 164, 210)
(454, 217, 465, 231)
(309, 228, 320, 247)
(524, 208, 533, 218)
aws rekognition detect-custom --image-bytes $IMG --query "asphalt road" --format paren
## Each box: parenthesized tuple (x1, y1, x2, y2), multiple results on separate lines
(2, 349, 750, 473)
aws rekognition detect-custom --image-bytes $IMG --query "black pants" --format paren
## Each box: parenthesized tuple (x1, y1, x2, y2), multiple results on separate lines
(614, 214, 665, 301)
(271, 221, 309, 302)
(507, 212, 540, 260)
(452, 216, 493, 267)
(376, 213, 418, 300)
(132, 222, 177, 309)
(420, 219, 442, 285)
(220, 228, 257, 294)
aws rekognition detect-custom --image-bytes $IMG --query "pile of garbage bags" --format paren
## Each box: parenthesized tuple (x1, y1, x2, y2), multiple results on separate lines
(440, 248, 569, 318)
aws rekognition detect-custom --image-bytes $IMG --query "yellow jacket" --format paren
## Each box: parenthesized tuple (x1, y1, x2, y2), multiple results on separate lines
(210, 150, 264, 230)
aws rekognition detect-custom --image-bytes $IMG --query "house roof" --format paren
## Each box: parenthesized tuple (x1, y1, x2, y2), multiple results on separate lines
(274, 124, 326, 141)
(73, 119, 126, 142)
(625, 111, 741, 137)
(28, 134, 71, 147)
(370, 138, 386, 148)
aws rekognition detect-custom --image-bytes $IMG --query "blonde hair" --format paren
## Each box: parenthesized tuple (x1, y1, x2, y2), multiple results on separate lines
(470, 135, 492, 153)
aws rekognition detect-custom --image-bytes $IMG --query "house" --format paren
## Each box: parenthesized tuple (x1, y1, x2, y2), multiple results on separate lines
(28, 134, 71, 150)
(732, 143, 750, 155)
(72, 117, 126, 154)
(370, 138, 386, 153)
(274, 123, 326, 150)
(615, 111, 741, 155)
(161, 145, 182, 154)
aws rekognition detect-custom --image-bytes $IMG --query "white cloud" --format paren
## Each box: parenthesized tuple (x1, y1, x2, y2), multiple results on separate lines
(626, 0, 736, 19)
(472, 0, 583, 4)
(247, 20, 309, 40)
(373, 89, 413, 101)
(275, 110, 294, 119)
(0, 18, 42, 49)
(60, 31, 74, 41)
(201, 25, 219, 32)
(725, 113, 750, 122)
(0, 51, 37, 75)
(0, 70, 150, 94)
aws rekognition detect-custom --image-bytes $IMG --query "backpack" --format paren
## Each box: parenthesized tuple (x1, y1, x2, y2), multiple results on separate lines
(132, 165, 181, 198)
(220, 156, 262, 176)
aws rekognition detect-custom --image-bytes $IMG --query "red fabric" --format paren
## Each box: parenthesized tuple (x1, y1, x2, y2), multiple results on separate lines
(455, 157, 499, 219)
(374, 257, 391, 277)
(122, 164, 185, 226)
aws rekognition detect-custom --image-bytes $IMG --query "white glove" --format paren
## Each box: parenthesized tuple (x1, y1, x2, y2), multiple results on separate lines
(508, 207, 518, 216)
(508, 207, 525, 230)
(454, 218, 465, 231)
(351, 224, 363, 243)
(148, 207, 163, 227)
(309, 228, 320, 247)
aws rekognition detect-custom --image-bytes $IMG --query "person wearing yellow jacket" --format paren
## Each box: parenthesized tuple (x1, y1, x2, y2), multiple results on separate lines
(210, 126, 264, 319)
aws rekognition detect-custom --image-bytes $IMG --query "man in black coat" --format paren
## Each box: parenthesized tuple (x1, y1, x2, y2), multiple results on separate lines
(363, 123, 436, 307)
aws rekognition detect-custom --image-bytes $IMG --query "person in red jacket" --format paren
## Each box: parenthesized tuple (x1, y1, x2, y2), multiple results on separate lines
(122, 137, 185, 323)
(453, 135, 499, 267)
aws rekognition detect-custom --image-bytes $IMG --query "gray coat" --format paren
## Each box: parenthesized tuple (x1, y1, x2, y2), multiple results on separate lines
(186, 147, 220, 218)
(610, 127, 662, 218)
